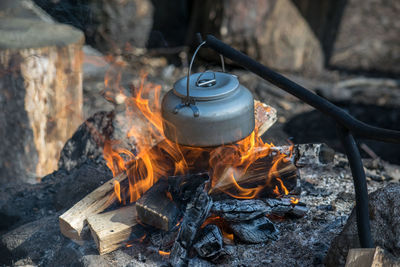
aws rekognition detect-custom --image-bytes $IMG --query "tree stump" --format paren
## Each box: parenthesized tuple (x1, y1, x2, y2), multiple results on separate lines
(0, 18, 84, 183)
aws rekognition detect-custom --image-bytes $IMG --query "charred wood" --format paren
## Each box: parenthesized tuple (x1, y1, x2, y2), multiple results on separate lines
(265, 198, 309, 219)
(230, 215, 278, 244)
(211, 199, 268, 222)
(193, 224, 224, 261)
(169, 183, 213, 267)
(168, 173, 210, 208)
(271, 143, 335, 167)
(209, 155, 299, 198)
(136, 178, 180, 231)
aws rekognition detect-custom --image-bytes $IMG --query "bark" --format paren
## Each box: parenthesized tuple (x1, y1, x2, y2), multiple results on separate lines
(0, 18, 84, 183)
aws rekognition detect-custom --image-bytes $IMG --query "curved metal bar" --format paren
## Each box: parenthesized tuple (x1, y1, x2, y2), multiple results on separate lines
(186, 41, 206, 103)
(337, 125, 374, 248)
(205, 34, 400, 144)
(186, 41, 226, 105)
(201, 34, 400, 248)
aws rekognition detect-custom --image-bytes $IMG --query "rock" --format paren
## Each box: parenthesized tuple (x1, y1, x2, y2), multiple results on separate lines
(330, 0, 400, 74)
(0, 0, 53, 21)
(53, 162, 112, 210)
(0, 161, 111, 237)
(34, 0, 154, 53)
(194, 0, 323, 72)
(325, 183, 400, 266)
(0, 215, 94, 266)
(58, 111, 114, 172)
(291, 0, 347, 64)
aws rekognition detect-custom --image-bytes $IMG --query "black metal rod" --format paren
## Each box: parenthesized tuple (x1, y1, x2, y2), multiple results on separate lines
(200, 34, 394, 248)
(337, 125, 374, 248)
(205, 35, 400, 144)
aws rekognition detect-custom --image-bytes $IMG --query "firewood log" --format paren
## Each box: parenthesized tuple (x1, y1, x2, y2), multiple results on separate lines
(87, 205, 137, 255)
(59, 101, 276, 241)
(0, 18, 84, 183)
(59, 171, 127, 241)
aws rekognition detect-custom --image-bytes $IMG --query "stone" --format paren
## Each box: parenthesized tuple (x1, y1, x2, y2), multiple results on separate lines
(194, 0, 323, 72)
(54, 162, 112, 210)
(330, 0, 400, 74)
(58, 111, 114, 172)
(325, 183, 400, 266)
(34, 0, 154, 53)
(0, 215, 92, 266)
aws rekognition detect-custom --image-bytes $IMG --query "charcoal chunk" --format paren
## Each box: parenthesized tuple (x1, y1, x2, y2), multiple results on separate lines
(193, 224, 224, 260)
(168, 172, 209, 207)
(266, 198, 309, 219)
(170, 183, 212, 266)
(169, 242, 187, 267)
(211, 199, 268, 222)
(136, 178, 180, 231)
(230, 216, 278, 244)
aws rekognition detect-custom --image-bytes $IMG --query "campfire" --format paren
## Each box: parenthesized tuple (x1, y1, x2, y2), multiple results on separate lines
(59, 60, 305, 265)
(2, 2, 400, 266)
(53, 35, 400, 266)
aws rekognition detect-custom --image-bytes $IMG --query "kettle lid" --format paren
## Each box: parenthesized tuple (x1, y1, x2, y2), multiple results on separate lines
(173, 71, 240, 101)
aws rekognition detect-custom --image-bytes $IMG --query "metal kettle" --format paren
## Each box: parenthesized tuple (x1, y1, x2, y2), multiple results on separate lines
(161, 42, 255, 147)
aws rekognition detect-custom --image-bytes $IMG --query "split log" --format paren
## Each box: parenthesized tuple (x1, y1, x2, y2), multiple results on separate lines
(208, 155, 299, 197)
(254, 100, 277, 137)
(86, 205, 137, 255)
(135, 178, 180, 231)
(59, 101, 276, 241)
(59, 171, 126, 241)
(0, 18, 84, 183)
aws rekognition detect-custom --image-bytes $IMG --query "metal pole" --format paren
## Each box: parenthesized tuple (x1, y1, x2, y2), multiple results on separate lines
(205, 35, 400, 144)
(337, 125, 374, 248)
(199, 34, 396, 248)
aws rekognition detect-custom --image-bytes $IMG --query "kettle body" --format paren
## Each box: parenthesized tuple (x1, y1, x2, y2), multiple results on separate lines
(161, 71, 255, 147)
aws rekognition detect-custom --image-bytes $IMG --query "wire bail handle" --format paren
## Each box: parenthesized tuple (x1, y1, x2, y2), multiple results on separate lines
(185, 41, 226, 104)
(172, 41, 226, 117)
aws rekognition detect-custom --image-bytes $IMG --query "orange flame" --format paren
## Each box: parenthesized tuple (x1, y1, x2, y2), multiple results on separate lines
(276, 177, 289, 195)
(290, 197, 299, 204)
(114, 180, 122, 203)
(101, 61, 296, 205)
(158, 250, 171, 257)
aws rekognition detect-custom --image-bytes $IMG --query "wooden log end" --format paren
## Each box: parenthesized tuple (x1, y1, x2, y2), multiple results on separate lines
(87, 205, 137, 255)
(59, 215, 83, 241)
(254, 100, 277, 137)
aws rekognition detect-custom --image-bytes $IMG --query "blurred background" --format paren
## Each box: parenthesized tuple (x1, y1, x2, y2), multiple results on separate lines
(0, 0, 399, 183)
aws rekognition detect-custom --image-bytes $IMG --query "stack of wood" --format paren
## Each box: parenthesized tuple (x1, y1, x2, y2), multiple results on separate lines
(59, 102, 332, 256)
(59, 101, 283, 254)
